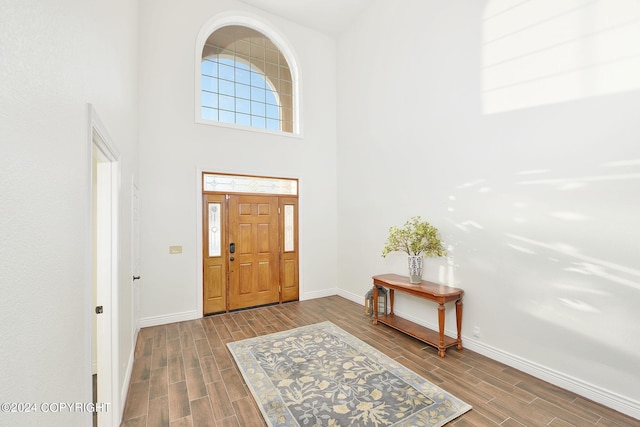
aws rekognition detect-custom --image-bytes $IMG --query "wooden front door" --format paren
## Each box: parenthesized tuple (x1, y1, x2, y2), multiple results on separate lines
(228, 195, 279, 310)
(202, 191, 298, 315)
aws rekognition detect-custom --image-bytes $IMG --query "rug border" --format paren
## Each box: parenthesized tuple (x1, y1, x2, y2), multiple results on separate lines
(227, 321, 472, 427)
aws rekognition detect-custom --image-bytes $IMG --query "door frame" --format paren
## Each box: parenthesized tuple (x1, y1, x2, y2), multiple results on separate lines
(88, 105, 120, 426)
(196, 171, 299, 316)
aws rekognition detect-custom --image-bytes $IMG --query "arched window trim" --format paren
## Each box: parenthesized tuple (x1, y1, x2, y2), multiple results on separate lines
(195, 13, 302, 137)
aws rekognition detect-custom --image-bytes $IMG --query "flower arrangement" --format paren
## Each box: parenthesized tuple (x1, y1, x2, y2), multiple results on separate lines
(382, 216, 447, 258)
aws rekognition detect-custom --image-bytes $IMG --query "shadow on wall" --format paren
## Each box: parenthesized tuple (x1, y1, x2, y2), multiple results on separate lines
(482, 0, 640, 114)
(440, 156, 640, 358)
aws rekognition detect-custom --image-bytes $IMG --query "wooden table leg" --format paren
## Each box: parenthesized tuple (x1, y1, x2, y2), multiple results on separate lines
(456, 298, 464, 350)
(373, 286, 378, 325)
(438, 303, 445, 358)
(389, 289, 394, 316)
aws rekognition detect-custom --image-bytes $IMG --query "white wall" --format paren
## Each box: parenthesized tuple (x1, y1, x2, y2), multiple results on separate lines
(0, 0, 138, 425)
(336, 0, 640, 418)
(137, 0, 338, 324)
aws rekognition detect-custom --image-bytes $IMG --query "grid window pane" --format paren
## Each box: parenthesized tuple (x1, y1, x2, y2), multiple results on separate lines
(251, 86, 266, 103)
(236, 83, 251, 100)
(266, 118, 280, 131)
(235, 67, 250, 85)
(250, 72, 266, 88)
(201, 60, 217, 77)
(266, 104, 279, 119)
(251, 101, 266, 117)
(219, 94, 234, 111)
(219, 110, 235, 124)
(236, 98, 251, 115)
(251, 115, 266, 128)
(266, 90, 277, 106)
(265, 48, 279, 64)
(280, 80, 292, 95)
(219, 63, 234, 80)
(236, 113, 251, 126)
(201, 107, 217, 121)
(219, 79, 235, 96)
(202, 75, 216, 92)
(200, 25, 294, 133)
(202, 92, 218, 108)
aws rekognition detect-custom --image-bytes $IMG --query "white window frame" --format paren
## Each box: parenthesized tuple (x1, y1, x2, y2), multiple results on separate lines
(195, 13, 303, 137)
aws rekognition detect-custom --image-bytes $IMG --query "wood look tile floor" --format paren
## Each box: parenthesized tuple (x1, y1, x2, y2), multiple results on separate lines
(121, 296, 639, 427)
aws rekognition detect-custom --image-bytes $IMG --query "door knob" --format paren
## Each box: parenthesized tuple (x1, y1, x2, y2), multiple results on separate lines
(95, 306, 104, 314)
(230, 256, 235, 261)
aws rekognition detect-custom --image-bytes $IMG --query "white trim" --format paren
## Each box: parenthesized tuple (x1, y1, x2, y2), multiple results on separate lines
(463, 338, 640, 420)
(301, 288, 339, 301)
(87, 104, 121, 427)
(194, 11, 303, 137)
(196, 169, 204, 318)
(404, 312, 640, 419)
(139, 310, 201, 328)
(90, 107, 120, 160)
(336, 288, 363, 305)
(120, 339, 135, 412)
(340, 292, 640, 420)
(195, 118, 304, 139)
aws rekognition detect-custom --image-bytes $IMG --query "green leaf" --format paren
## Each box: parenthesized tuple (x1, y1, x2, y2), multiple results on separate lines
(381, 216, 446, 258)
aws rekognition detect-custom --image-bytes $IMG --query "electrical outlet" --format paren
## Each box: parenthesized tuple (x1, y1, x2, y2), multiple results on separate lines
(473, 326, 480, 338)
(169, 245, 182, 254)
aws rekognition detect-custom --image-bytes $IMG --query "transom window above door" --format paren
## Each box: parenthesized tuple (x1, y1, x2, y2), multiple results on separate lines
(200, 25, 296, 133)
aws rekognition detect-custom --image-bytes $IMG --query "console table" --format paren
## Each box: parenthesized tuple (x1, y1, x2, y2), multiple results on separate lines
(372, 274, 464, 357)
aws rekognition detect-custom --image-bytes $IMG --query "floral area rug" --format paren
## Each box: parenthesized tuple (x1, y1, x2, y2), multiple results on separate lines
(227, 321, 471, 426)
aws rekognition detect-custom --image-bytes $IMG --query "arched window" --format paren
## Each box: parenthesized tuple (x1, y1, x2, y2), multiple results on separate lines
(200, 25, 295, 133)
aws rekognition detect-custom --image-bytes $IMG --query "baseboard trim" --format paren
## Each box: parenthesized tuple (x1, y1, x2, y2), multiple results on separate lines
(139, 310, 200, 328)
(120, 342, 135, 422)
(343, 295, 640, 420)
(463, 338, 640, 420)
(301, 288, 338, 301)
(336, 288, 362, 304)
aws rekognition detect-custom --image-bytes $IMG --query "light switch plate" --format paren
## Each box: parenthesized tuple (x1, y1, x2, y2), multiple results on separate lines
(169, 245, 182, 254)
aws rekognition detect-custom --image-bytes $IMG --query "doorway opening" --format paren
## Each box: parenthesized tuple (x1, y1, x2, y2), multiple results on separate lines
(90, 106, 120, 426)
(202, 172, 299, 315)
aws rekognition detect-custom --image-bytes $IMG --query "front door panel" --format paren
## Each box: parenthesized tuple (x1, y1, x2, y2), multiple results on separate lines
(229, 195, 279, 310)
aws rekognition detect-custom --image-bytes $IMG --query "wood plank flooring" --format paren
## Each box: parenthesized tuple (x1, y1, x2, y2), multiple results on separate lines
(121, 296, 639, 427)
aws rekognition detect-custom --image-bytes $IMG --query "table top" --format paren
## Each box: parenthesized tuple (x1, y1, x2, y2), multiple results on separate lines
(373, 273, 464, 298)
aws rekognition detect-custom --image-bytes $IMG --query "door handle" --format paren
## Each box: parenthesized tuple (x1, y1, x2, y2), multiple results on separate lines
(229, 242, 235, 254)
(230, 256, 235, 261)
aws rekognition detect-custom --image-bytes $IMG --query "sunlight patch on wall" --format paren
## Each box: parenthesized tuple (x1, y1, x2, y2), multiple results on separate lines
(506, 233, 640, 290)
(483, 0, 640, 114)
(548, 211, 590, 221)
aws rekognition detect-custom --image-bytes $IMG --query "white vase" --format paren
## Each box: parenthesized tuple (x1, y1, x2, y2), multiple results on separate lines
(408, 255, 423, 284)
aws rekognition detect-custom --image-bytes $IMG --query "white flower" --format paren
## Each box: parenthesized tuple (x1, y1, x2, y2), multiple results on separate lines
(333, 404, 350, 414)
(278, 379, 294, 387)
(356, 402, 373, 411)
